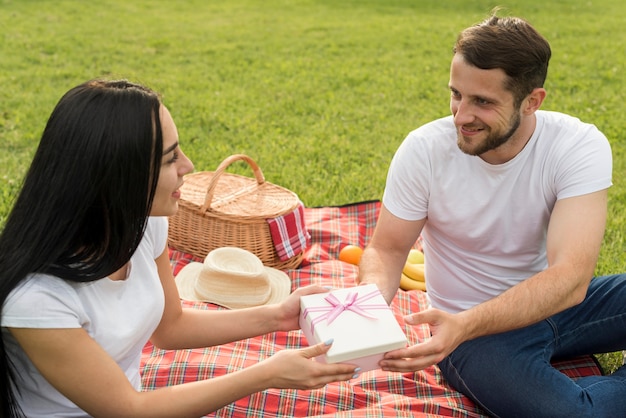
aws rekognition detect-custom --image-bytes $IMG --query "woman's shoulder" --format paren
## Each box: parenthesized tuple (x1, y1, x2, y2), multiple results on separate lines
(143, 216, 168, 258)
(9, 273, 74, 299)
(145, 216, 167, 238)
(2, 274, 84, 328)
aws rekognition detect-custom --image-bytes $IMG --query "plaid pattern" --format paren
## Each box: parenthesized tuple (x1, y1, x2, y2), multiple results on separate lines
(267, 202, 311, 261)
(142, 200, 602, 417)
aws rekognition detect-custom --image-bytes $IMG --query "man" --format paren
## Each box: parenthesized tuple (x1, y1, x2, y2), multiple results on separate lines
(358, 13, 626, 417)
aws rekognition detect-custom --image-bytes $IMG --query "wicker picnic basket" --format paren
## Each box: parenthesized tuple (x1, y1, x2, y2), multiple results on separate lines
(168, 154, 305, 270)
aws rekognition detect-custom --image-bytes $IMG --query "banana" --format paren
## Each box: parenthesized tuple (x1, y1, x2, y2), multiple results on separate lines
(403, 261, 425, 282)
(407, 249, 425, 264)
(400, 273, 427, 291)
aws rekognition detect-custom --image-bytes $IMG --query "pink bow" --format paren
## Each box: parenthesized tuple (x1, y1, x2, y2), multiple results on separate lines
(303, 290, 389, 334)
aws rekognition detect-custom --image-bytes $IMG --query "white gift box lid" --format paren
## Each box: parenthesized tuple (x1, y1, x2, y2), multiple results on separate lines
(299, 284, 407, 365)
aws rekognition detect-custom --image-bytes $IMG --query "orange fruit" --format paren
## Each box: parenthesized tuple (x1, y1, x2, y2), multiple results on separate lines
(339, 245, 363, 266)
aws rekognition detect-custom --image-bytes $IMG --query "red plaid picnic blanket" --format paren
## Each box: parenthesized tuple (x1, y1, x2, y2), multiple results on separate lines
(141, 200, 602, 417)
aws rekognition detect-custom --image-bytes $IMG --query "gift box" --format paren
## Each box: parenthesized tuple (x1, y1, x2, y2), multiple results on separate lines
(299, 284, 407, 372)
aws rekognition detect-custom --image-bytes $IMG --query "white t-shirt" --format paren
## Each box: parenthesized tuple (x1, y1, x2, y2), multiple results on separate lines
(1, 216, 168, 417)
(383, 111, 612, 313)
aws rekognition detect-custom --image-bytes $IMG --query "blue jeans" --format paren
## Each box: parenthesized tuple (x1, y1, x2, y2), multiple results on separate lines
(438, 274, 626, 417)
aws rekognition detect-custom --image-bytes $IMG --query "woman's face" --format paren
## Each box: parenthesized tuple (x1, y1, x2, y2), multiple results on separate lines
(150, 105, 194, 217)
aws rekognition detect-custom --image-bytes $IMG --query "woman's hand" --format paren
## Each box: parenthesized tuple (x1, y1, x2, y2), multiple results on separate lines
(259, 340, 360, 390)
(272, 285, 331, 332)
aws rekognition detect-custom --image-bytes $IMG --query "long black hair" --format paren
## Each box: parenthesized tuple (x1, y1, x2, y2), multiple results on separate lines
(0, 79, 164, 416)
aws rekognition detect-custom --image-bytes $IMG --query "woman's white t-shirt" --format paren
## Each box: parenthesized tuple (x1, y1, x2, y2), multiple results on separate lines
(1, 216, 167, 417)
(383, 111, 612, 313)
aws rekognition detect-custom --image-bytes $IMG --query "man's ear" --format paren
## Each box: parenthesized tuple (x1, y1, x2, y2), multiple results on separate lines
(523, 88, 547, 115)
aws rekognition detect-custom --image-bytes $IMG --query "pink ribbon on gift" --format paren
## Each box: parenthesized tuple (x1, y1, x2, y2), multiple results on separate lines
(302, 290, 390, 334)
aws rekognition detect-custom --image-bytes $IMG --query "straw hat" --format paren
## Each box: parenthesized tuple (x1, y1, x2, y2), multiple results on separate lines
(175, 247, 291, 309)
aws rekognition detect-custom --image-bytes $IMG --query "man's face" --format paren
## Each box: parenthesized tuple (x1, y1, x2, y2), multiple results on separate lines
(449, 54, 522, 158)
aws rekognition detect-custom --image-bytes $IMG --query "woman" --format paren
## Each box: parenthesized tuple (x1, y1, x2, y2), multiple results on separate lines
(0, 79, 358, 417)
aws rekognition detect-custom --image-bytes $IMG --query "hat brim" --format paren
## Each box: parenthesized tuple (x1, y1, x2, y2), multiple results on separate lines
(175, 262, 291, 309)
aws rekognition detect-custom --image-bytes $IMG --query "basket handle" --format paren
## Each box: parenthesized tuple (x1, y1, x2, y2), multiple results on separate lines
(200, 154, 266, 212)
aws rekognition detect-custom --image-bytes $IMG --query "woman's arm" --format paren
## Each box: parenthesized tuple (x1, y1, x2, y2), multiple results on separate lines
(10, 326, 356, 417)
(150, 248, 323, 349)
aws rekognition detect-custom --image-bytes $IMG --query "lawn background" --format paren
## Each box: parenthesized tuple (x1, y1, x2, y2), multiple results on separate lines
(1, 0, 625, 370)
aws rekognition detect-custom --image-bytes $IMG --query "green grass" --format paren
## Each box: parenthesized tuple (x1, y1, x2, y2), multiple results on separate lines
(1, 0, 625, 371)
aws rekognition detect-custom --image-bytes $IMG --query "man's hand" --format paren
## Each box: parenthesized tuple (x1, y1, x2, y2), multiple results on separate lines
(379, 308, 468, 372)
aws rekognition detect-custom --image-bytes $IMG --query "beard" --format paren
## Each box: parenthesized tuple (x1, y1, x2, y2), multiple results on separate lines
(457, 111, 521, 156)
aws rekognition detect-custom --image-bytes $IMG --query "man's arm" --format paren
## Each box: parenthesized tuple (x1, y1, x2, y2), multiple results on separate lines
(358, 204, 426, 304)
(458, 189, 608, 337)
(381, 189, 608, 371)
